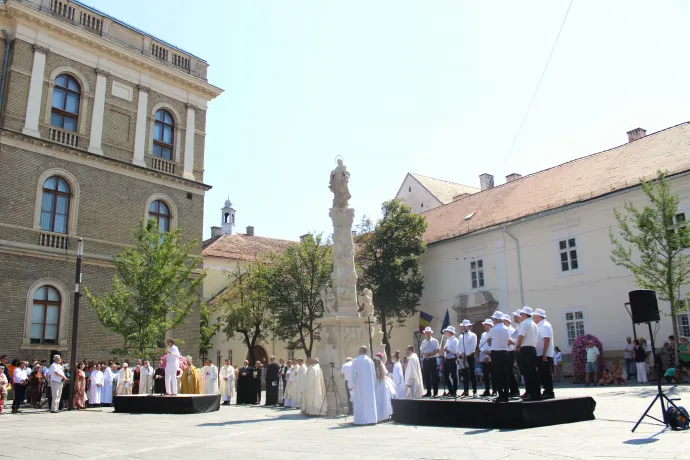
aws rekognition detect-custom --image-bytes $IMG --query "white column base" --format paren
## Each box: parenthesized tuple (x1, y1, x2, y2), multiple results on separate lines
(87, 146, 103, 155)
(182, 171, 196, 181)
(22, 127, 41, 138)
(132, 158, 146, 168)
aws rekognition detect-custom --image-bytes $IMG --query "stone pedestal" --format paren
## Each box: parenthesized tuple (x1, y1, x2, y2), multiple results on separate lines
(329, 207, 358, 316)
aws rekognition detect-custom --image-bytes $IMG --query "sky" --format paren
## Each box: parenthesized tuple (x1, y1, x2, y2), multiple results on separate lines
(82, 0, 690, 242)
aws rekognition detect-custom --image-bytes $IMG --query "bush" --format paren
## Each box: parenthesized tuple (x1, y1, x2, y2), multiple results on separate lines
(571, 334, 604, 380)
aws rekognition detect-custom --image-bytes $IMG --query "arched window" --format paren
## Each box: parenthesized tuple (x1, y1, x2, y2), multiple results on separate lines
(153, 109, 174, 161)
(149, 200, 171, 232)
(224, 212, 230, 223)
(40, 176, 71, 234)
(51, 74, 80, 132)
(30, 285, 61, 345)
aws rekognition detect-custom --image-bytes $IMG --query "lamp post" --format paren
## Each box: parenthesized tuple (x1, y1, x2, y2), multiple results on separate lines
(68, 238, 83, 411)
(365, 314, 375, 358)
(413, 330, 422, 356)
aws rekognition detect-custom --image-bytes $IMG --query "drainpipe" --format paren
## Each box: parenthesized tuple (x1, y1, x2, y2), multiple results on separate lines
(0, 29, 13, 120)
(503, 225, 525, 307)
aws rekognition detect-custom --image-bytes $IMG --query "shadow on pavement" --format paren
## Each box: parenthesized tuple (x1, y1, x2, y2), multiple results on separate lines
(197, 413, 306, 427)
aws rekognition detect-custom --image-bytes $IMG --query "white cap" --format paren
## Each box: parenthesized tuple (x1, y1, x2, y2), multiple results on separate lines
(491, 311, 504, 320)
(482, 319, 493, 326)
(534, 308, 546, 318)
(460, 319, 472, 327)
(513, 310, 522, 318)
(423, 327, 433, 333)
(443, 326, 456, 334)
(520, 306, 533, 316)
(502, 314, 511, 321)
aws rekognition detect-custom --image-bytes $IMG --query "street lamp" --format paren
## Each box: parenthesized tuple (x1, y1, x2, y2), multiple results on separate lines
(68, 238, 83, 411)
(365, 314, 375, 358)
(413, 330, 422, 356)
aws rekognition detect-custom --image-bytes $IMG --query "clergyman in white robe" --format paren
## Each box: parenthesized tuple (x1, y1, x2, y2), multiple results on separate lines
(404, 349, 424, 399)
(139, 362, 153, 394)
(219, 361, 235, 404)
(294, 359, 307, 409)
(201, 362, 219, 395)
(301, 359, 327, 416)
(89, 366, 104, 405)
(392, 360, 405, 399)
(351, 348, 377, 425)
(283, 364, 296, 408)
(102, 365, 115, 405)
(116, 365, 134, 396)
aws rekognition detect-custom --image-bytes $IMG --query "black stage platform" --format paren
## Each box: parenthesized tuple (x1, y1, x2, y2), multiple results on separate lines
(114, 394, 221, 414)
(391, 396, 595, 429)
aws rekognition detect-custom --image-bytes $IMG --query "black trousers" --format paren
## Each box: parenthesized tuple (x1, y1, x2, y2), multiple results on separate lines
(481, 361, 494, 393)
(461, 355, 477, 393)
(537, 356, 554, 394)
(443, 358, 458, 394)
(520, 346, 540, 398)
(345, 381, 353, 415)
(12, 383, 27, 410)
(507, 351, 519, 395)
(490, 351, 510, 400)
(422, 358, 438, 395)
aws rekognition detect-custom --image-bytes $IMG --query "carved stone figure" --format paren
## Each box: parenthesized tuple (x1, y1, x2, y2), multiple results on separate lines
(359, 288, 374, 318)
(321, 287, 336, 316)
(329, 159, 351, 208)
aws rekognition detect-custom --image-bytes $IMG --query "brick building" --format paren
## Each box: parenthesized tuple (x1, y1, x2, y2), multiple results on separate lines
(0, 0, 223, 362)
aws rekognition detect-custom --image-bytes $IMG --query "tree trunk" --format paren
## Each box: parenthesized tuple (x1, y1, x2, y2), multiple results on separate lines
(671, 310, 681, 370)
(381, 314, 391, 360)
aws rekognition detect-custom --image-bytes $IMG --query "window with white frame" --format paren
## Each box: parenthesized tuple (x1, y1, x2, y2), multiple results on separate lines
(565, 311, 585, 347)
(678, 313, 690, 338)
(470, 259, 484, 289)
(559, 238, 579, 272)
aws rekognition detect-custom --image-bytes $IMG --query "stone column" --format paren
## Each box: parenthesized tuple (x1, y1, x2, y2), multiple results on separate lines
(87, 70, 107, 155)
(183, 104, 196, 180)
(329, 207, 358, 316)
(132, 85, 149, 167)
(22, 45, 47, 138)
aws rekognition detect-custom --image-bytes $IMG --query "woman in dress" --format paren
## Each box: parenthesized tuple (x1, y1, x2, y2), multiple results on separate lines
(373, 357, 393, 422)
(73, 362, 87, 409)
(28, 364, 44, 408)
(391, 351, 405, 399)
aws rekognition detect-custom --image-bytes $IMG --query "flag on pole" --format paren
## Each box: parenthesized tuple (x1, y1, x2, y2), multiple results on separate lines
(441, 309, 450, 333)
(419, 311, 433, 331)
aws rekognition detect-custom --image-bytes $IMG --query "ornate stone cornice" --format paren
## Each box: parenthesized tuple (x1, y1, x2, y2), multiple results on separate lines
(32, 44, 48, 54)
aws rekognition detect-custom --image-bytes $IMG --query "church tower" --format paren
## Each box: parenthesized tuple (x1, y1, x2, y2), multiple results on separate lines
(221, 199, 236, 235)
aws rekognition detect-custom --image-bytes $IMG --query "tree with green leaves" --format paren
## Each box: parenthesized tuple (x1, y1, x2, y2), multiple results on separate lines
(610, 172, 690, 368)
(269, 233, 332, 358)
(355, 199, 427, 357)
(85, 218, 205, 361)
(216, 262, 273, 363)
(199, 301, 221, 359)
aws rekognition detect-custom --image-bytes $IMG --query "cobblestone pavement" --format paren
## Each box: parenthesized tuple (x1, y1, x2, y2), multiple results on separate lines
(1, 385, 688, 460)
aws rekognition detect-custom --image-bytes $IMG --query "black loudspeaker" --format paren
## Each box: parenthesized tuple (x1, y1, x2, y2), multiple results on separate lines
(629, 290, 661, 324)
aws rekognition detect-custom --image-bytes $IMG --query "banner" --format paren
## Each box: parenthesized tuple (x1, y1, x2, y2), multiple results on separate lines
(419, 311, 433, 331)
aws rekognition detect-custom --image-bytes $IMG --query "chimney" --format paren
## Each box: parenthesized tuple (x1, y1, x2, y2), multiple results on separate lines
(453, 193, 470, 202)
(211, 226, 222, 238)
(506, 173, 522, 183)
(351, 230, 357, 238)
(627, 128, 646, 143)
(246, 226, 254, 236)
(479, 173, 494, 191)
(300, 233, 312, 242)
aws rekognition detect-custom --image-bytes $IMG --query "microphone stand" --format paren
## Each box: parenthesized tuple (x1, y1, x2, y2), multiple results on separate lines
(461, 331, 468, 399)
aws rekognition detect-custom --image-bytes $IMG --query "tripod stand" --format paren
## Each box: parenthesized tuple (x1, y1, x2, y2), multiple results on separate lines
(317, 362, 347, 420)
(632, 321, 682, 432)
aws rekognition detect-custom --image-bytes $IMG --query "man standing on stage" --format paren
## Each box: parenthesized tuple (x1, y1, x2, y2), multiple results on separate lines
(487, 311, 511, 403)
(165, 339, 181, 396)
(419, 327, 440, 397)
(533, 309, 555, 399)
(457, 319, 478, 398)
(503, 314, 520, 398)
(442, 326, 459, 397)
(516, 306, 540, 401)
(478, 319, 494, 397)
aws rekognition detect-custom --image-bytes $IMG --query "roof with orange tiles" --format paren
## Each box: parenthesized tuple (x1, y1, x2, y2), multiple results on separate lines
(423, 122, 690, 245)
(408, 173, 480, 204)
(202, 233, 296, 261)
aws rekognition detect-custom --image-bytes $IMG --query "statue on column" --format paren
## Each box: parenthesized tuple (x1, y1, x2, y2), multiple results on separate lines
(329, 158, 351, 209)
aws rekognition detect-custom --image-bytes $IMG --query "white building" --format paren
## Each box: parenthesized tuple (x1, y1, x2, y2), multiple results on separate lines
(391, 124, 690, 360)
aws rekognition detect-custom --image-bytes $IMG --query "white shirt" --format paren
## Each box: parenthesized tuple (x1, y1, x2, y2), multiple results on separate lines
(48, 363, 66, 382)
(457, 331, 477, 357)
(340, 361, 353, 383)
(554, 351, 563, 365)
(518, 318, 538, 348)
(624, 342, 634, 359)
(444, 335, 460, 359)
(420, 337, 440, 357)
(536, 320, 555, 357)
(478, 331, 491, 362)
(506, 325, 516, 351)
(488, 324, 511, 351)
(13, 367, 28, 384)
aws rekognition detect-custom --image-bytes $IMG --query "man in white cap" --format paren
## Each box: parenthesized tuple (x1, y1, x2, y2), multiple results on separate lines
(457, 319, 478, 398)
(487, 311, 511, 403)
(478, 319, 495, 397)
(533, 308, 555, 399)
(442, 326, 459, 397)
(419, 327, 440, 397)
(503, 314, 520, 398)
(516, 306, 540, 401)
(512, 310, 525, 397)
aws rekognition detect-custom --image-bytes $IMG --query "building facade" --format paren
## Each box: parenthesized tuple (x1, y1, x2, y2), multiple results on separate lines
(0, 0, 222, 361)
(389, 125, 690, 363)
